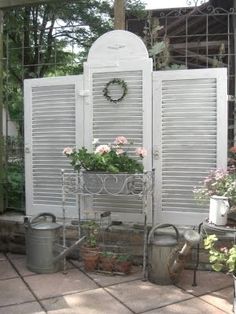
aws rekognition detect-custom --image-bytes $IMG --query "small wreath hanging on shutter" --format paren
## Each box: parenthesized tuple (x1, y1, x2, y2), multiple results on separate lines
(103, 78, 128, 103)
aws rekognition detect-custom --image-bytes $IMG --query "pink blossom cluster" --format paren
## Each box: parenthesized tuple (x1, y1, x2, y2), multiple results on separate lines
(135, 147, 147, 158)
(63, 147, 74, 155)
(114, 136, 128, 145)
(95, 144, 111, 155)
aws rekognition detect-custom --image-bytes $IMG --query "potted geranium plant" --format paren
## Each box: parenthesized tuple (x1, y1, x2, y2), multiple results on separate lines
(193, 167, 236, 225)
(63, 136, 147, 194)
(63, 136, 147, 174)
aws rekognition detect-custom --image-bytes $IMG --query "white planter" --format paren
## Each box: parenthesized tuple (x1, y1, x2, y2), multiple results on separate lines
(209, 195, 230, 226)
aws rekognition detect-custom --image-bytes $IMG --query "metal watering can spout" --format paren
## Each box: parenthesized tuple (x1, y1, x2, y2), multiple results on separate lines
(25, 213, 85, 273)
(169, 229, 200, 282)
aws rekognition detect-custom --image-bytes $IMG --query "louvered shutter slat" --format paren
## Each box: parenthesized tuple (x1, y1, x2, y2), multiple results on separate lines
(25, 76, 83, 218)
(153, 69, 227, 225)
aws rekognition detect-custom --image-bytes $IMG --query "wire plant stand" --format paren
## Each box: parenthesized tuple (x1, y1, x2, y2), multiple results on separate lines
(61, 169, 155, 277)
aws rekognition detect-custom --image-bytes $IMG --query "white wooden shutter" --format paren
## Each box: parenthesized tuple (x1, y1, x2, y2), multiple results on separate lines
(153, 68, 227, 225)
(83, 30, 153, 223)
(24, 76, 84, 218)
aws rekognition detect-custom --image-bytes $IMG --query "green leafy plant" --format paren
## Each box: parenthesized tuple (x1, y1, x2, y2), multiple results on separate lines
(204, 234, 236, 274)
(116, 254, 131, 262)
(63, 136, 147, 174)
(100, 251, 115, 258)
(193, 168, 236, 206)
(82, 221, 99, 248)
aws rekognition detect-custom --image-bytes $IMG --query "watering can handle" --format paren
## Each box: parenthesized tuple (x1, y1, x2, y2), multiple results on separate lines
(147, 223, 179, 244)
(29, 212, 57, 227)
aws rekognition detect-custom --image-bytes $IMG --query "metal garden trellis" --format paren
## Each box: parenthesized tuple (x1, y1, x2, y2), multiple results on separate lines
(0, 1, 58, 213)
(0, 0, 126, 213)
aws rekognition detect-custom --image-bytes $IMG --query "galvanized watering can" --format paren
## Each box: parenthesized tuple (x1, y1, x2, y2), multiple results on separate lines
(147, 224, 200, 285)
(24, 213, 85, 274)
(147, 223, 179, 285)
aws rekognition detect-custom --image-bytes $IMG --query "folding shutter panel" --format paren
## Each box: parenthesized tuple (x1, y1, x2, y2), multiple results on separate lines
(24, 76, 83, 218)
(84, 66, 152, 223)
(92, 70, 144, 222)
(153, 68, 227, 225)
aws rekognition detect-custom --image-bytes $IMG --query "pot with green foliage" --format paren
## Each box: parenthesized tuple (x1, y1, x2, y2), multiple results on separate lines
(114, 254, 132, 274)
(80, 221, 100, 272)
(193, 168, 236, 225)
(99, 251, 116, 272)
(63, 136, 147, 194)
(204, 234, 236, 312)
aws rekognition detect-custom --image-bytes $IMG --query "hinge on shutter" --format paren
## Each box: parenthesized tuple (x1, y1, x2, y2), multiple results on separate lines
(79, 90, 90, 97)
(228, 95, 236, 102)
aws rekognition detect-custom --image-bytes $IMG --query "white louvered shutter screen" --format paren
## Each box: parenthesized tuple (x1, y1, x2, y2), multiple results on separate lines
(92, 71, 143, 222)
(153, 68, 227, 225)
(24, 76, 83, 218)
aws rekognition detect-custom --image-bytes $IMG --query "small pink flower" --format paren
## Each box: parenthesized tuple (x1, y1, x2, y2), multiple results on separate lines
(95, 145, 111, 155)
(63, 147, 74, 155)
(230, 146, 236, 154)
(220, 247, 228, 253)
(135, 147, 147, 158)
(114, 136, 128, 145)
(116, 148, 124, 155)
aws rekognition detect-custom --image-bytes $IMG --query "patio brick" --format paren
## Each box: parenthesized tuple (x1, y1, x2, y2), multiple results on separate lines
(0, 301, 45, 314)
(0, 278, 35, 307)
(24, 268, 99, 299)
(71, 260, 143, 287)
(200, 286, 234, 314)
(176, 270, 233, 296)
(105, 279, 193, 313)
(0, 253, 6, 261)
(142, 297, 228, 314)
(11, 255, 74, 277)
(0, 260, 18, 280)
(42, 288, 133, 314)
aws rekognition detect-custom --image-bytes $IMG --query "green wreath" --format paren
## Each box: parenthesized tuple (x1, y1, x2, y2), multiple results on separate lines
(103, 78, 128, 103)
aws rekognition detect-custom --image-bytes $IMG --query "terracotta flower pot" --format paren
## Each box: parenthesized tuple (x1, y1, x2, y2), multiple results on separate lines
(99, 254, 115, 272)
(114, 261, 132, 274)
(80, 245, 100, 272)
(83, 251, 99, 272)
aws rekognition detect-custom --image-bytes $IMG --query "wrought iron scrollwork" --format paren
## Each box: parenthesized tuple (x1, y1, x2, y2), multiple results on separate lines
(62, 171, 154, 198)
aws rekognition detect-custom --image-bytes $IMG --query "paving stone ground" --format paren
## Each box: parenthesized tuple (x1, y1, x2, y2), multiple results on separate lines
(0, 253, 233, 314)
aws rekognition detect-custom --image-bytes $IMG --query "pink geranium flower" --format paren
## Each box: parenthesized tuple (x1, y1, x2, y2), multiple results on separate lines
(114, 136, 128, 145)
(135, 147, 147, 158)
(95, 145, 111, 155)
(229, 146, 236, 154)
(63, 147, 74, 155)
(116, 148, 124, 155)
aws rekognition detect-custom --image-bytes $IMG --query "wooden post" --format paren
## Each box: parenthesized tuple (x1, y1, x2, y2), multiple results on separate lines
(0, 10, 4, 213)
(114, 0, 125, 30)
(234, 0, 236, 145)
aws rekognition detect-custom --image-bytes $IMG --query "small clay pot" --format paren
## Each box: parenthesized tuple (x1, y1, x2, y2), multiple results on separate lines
(80, 246, 100, 272)
(114, 261, 132, 274)
(83, 251, 99, 272)
(99, 255, 115, 272)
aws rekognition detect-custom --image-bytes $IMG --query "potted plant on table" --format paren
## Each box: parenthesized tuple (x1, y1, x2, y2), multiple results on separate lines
(193, 167, 236, 225)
